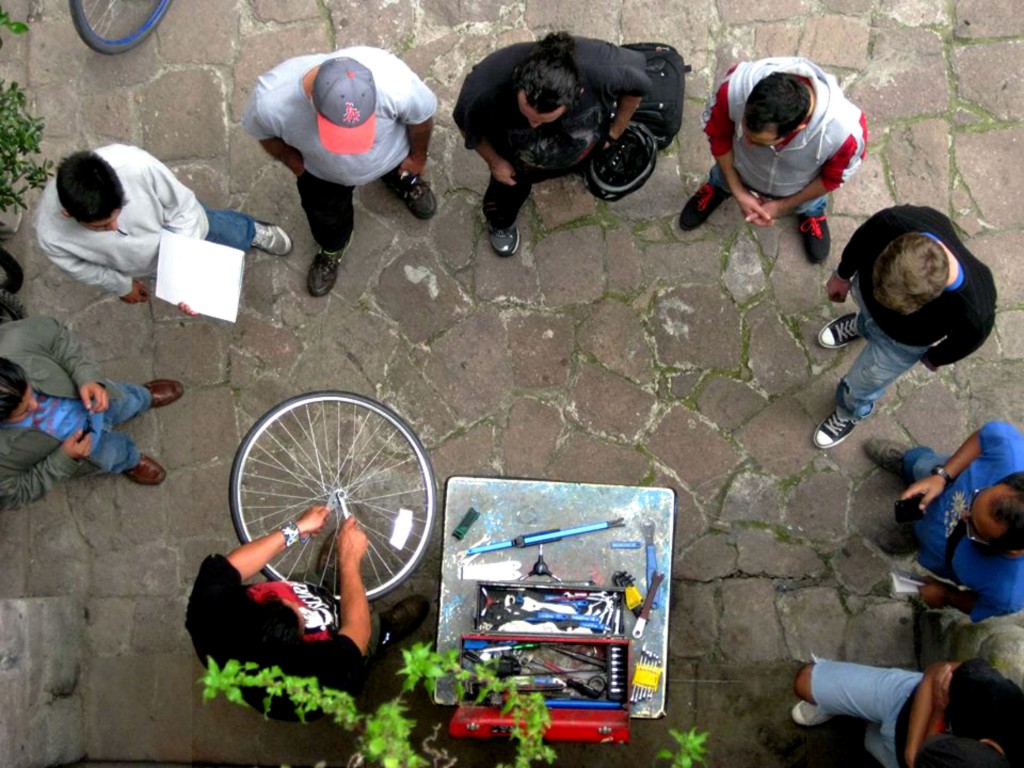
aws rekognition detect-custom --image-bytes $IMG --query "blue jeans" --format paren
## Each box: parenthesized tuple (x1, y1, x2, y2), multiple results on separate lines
(89, 382, 151, 474)
(202, 206, 256, 251)
(902, 447, 948, 486)
(810, 659, 923, 768)
(707, 164, 827, 216)
(835, 281, 932, 422)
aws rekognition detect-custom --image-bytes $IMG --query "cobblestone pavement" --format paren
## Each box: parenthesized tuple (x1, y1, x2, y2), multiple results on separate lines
(1, 0, 1023, 766)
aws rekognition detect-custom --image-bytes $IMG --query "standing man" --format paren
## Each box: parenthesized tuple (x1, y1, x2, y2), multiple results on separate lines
(243, 47, 437, 297)
(865, 423, 1024, 621)
(454, 32, 651, 257)
(679, 57, 867, 264)
(0, 316, 183, 510)
(36, 145, 292, 309)
(813, 205, 995, 448)
(186, 507, 430, 720)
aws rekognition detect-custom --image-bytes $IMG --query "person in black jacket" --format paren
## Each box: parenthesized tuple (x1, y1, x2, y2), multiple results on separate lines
(812, 206, 996, 449)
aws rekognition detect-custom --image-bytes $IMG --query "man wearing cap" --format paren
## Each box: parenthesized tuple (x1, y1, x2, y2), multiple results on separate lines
(243, 47, 438, 297)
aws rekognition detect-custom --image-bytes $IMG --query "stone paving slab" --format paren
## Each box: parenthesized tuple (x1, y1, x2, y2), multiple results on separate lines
(1, 0, 1024, 766)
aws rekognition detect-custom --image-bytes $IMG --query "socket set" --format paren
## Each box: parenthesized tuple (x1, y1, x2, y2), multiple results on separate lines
(475, 581, 626, 636)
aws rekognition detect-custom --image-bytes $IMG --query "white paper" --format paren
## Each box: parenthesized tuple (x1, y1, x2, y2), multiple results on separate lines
(389, 508, 414, 550)
(156, 230, 245, 322)
(891, 569, 926, 595)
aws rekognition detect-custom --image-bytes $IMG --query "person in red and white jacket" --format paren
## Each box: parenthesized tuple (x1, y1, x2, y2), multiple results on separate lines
(679, 57, 867, 264)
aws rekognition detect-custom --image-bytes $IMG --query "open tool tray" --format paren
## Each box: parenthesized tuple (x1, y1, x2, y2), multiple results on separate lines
(449, 633, 631, 744)
(474, 581, 627, 636)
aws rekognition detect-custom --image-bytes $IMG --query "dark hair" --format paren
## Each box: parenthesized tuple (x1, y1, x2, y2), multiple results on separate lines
(990, 473, 1024, 552)
(56, 151, 125, 223)
(512, 32, 580, 113)
(873, 233, 949, 314)
(0, 358, 28, 421)
(743, 72, 812, 137)
(255, 600, 303, 646)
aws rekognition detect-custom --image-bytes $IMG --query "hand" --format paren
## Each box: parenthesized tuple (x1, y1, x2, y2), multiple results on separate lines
(736, 190, 772, 226)
(488, 157, 517, 186)
(918, 579, 952, 608)
(336, 516, 368, 564)
(61, 430, 93, 459)
(177, 302, 198, 317)
(296, 505, 330, 537)
(921, 355, 938, 372)
(119, 279, 150, 304)
(79, 382, 109, 413)
(903, 475, 946, 509)
(760, 199, 786, 222)
(826, 273, 852, 303)
(399, 154, 427, 178)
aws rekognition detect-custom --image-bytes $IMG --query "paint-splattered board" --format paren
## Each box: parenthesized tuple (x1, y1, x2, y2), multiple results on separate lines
(433, 476, 676, 718)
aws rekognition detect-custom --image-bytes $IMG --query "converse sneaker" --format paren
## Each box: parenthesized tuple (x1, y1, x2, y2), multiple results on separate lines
(488, 222, 520, 257)
(251, 222, 293, 256)
(388, 176, 437, 220)
(678, 182, 728, 231)
(377, 595, 430, 651)
(814, 410, 857, 449)
(818, 313, 860, 349)
(798, 214, 831, 264)
(306, 248, 344, 297)
(791, 700, 833, 727)
(865, 439, 908, 476)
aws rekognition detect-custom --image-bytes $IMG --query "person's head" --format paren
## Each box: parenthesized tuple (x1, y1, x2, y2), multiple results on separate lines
(56, 151, 125, 228)
(742, 72, 812, 145)
(240, 593, 304, 646)
(964, 473, 1024, 554)
(309, 57, 377, 154)
(0, 358, 31, 422)
(872, 233, 950, 314)
(513, 32, 580, 127)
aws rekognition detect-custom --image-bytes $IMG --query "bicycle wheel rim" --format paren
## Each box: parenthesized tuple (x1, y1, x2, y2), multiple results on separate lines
(0, 289, 26, 322)
(69, 0, 173, 54)
(230, 391, 436, 601)
(0, 245, 24, 294)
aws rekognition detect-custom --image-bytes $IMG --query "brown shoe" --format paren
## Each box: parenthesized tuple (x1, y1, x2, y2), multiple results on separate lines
(144, 380, 183, 408)
(124, 455, 166, 485)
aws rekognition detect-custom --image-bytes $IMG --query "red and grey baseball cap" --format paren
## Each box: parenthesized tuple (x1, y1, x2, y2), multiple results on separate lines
(312, 57, 377, 154)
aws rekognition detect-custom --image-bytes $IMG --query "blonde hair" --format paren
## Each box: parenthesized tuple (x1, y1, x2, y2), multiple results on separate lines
(873, 233, 949, 314)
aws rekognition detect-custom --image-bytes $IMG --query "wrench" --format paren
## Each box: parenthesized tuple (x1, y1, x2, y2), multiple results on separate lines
(642, 521, 661, 609)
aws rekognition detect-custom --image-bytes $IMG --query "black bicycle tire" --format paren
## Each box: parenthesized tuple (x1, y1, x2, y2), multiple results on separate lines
(0, 245, 23, 293)
(229, 390, 436, 601)
(68, 0, 174, 54)
(0, 288, 26, 322)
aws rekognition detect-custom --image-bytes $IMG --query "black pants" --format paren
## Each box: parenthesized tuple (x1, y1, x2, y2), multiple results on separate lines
(482, 164, 584, 229)
(296, 166, 407, 252)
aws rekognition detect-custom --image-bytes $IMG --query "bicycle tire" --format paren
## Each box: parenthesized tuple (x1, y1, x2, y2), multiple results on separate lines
(0, 245, 23, 293)
(230, 391, 436, 601)
(68, 0, 174, 55)
(0, 288, 26, 323)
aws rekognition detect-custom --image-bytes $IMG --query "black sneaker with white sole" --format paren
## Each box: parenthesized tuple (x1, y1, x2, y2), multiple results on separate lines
(814, 410, 857, 449)
(488, 223, 520, 257)
(818, 313, 860, 349)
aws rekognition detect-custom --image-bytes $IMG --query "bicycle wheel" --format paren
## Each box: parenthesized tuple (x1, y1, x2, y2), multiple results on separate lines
(69, 0, 174, 54)
(0, 245, 23, 293)
(0, 289, 25, 323)
(230, 391, 436, 601)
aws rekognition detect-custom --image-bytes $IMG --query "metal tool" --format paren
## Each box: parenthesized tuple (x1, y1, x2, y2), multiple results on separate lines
(519, 545, 562, 581)
(629, 647, 663, 703)
(642, 521, 662, 609)
(453, 507, 480, 540)
(631, 571, 665, 639)
(606, 645, 628, 701)
(610, 540, 642, 549)
(467, 518, 626, 555)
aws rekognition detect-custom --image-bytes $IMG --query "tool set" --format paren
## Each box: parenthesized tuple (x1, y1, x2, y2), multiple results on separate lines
(629, 647, 663, 703)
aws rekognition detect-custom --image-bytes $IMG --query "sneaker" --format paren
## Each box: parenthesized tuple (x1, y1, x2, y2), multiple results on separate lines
(791, 700, 833, 727)
(387, 174, 437, 220)
(798, 214, 831, 264)
(252, 222, 293, 256)
(818, 313, 860, 349)
(488, 223, 520, 257)
(678, 182, 728, 231)
(865, 439, 907, 476)
(378, 595, 430, 651)
(306, 248, 344, 297)
(814, 411, 857, 449)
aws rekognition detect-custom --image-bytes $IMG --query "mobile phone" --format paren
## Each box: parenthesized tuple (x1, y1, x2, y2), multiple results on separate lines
(894, 495, 925, 523)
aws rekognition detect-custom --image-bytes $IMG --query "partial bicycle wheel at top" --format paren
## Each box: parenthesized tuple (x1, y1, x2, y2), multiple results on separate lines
(69, 0, 174, 54)
(230, 391, 436, 601)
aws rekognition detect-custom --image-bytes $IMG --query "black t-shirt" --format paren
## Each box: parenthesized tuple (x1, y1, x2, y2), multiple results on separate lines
(835, 206, 996, 367)
(453, 37, 650, 171)
(185, 554, 366, 720)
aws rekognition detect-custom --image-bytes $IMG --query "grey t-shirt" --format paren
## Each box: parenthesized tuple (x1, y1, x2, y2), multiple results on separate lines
(242, 46, 437, 187)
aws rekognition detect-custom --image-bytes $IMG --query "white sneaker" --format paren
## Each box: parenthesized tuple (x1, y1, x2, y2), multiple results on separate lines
(252, 222, 292, 256)
(791, 700, 833, 726)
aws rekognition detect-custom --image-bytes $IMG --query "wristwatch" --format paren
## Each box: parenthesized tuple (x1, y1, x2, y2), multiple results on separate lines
(279, 522, 300, 547)
(931, 466, 954, 487)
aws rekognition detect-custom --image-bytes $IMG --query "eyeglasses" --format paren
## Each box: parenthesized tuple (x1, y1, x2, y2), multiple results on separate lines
(964, 488, 990, 546)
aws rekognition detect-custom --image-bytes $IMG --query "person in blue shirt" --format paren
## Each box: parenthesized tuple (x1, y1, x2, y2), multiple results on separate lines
(867, 423, 1024, 621)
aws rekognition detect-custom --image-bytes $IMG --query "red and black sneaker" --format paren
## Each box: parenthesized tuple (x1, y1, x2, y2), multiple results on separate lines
(678, 182, 728, 231)
(798, 214, 831, 264)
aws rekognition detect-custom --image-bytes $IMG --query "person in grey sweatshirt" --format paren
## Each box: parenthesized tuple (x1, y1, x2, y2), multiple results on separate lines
(35, 144, 292, 312)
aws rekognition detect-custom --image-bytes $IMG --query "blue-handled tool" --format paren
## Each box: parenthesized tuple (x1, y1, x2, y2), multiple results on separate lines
(466, 518, 625, 555)
(544, 699, 622, 710)
(524, 612, 609, 631)
(642, 521, 661, 609)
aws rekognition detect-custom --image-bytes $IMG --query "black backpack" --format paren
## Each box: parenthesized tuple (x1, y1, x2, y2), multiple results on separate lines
(623, 43, 690, 150)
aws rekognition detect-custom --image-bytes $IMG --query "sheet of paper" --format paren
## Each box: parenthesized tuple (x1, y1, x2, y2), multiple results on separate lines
(891, 569, 926, 595)
(156, 230, 245, 322)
